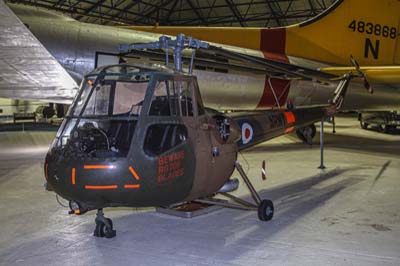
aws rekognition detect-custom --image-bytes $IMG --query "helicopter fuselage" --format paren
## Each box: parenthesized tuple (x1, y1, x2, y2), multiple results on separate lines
(45, 64, 239, 212)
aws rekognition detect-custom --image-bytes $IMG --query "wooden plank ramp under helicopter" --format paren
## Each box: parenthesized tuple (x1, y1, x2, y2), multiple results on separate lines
(156, 200, 226, 218)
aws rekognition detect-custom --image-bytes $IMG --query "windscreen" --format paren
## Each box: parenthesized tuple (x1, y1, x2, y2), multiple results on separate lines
(51, 74, 150, 158)
(73, 76, 149, 117)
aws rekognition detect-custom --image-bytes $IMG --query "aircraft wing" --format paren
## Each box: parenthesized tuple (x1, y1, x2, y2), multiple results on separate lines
(320, 66, 400, 84)
(0, 0, 77, 104)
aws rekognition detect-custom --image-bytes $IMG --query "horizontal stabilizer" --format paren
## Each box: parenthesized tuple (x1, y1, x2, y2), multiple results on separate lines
(0, 0, 77, 104)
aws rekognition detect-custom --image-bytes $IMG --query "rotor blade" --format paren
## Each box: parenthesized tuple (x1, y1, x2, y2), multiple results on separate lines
(121, 49, 286, 76)
(204, 45, 337, 81)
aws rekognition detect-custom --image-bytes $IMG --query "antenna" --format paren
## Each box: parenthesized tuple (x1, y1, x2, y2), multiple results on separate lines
(119, 34, 209, 73)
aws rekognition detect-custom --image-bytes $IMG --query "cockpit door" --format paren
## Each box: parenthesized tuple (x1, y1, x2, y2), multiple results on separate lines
(141, 75, 212, 199)
(175, 79, 213, 199)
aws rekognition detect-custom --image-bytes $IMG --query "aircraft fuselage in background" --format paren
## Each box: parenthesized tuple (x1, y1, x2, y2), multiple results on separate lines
(8, 3, 400, 112)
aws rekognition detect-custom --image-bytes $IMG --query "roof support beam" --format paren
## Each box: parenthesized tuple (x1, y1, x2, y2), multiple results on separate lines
(265, 0, 281, 26)
(163, 0, 180, 25)
(185, 0, 208, 25)
(224, 0, 247, 27)
(111, 0, 141, 22)
(75, 0, 107, 21)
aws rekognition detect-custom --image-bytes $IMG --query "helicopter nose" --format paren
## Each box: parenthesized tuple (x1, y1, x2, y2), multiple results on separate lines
(66, 163, 141, 190)
(45, 136, 196, 208)
(45, 158, 142, 204)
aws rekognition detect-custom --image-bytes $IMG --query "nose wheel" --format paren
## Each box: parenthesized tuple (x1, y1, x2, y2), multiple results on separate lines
(94, 209, 116, 238)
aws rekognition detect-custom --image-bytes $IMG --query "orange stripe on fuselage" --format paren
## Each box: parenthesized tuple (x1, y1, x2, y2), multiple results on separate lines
(128, 166, 140, 181)
(124, 184, 140, 189)
(84, 165, 115, 169)
(72, 167, 76, 185)
(284, 111, 296, 124)
(85, 185, 118, 190)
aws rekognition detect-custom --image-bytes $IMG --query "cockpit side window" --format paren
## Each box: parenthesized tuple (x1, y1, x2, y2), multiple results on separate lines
(113, 81, 147, 116)
(175, 81, 194, 117)
(149, 79, 196, 117)
(143, 124, 188, 156)
(72, 77, 149, 117)
(72, 79, 94, 116)
(149, 80, 174, 116)
(83, 84, 111, 116)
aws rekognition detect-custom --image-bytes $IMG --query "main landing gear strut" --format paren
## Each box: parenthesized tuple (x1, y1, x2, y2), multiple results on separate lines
(195, 161, 274, 222)
(93, 209, 116, 238)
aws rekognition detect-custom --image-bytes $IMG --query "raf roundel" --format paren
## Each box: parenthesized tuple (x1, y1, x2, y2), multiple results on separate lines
(241, 122, 253, 145)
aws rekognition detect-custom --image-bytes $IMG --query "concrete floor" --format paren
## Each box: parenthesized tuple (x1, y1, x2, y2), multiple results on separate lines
(0, 116, 399, 266)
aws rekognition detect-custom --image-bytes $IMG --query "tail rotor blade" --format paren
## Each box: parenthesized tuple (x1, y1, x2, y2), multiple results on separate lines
(350, 56, 373, 94)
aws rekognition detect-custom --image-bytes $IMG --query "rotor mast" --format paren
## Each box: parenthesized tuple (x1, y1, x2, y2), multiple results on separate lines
(119, 34, 209, 73)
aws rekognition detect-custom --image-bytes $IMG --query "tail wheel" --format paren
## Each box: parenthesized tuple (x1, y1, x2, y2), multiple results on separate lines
(359, 114, 369, 129)
(258, 199, 274, 221)
(360, 120, 369, 129)
(295, 124, 316, 144)
(384, 125, 395, 133)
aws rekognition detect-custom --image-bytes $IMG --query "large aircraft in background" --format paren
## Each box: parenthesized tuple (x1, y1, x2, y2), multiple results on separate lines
(0, 0, 399, 112)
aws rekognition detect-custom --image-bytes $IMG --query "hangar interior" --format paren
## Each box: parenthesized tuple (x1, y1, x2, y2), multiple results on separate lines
(7, 0, 336, 26)
(0, 0, 399, 265)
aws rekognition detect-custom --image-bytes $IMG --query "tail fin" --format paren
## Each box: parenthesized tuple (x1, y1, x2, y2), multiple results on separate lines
(284, 0, 399, 66)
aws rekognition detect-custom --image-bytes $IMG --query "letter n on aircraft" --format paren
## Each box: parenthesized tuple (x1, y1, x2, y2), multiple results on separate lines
(364, 38, 380, 59)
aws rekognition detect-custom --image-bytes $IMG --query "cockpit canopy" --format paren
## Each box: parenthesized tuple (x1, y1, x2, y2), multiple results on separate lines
(72, 65, 151, 118)
(72, 64, 204, 118)
(51, 64, 205, 158)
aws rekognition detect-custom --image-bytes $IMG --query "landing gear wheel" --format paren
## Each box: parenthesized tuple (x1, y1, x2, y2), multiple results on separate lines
(93, 209, 116, 238)
(94, 218, 116, 238)
(383, 125, 395, 133)
(103, 218, 116, 238)
(94, 221, 105, 237)
(258, 199, 274, 221)
(296, 124, 316, 144)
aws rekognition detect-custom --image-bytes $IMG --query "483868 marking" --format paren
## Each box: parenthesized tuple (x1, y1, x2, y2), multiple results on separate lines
(348, 20, 397, 39)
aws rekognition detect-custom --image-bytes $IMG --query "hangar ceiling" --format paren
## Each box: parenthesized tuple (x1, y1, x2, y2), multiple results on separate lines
(7, 0, 336, 27)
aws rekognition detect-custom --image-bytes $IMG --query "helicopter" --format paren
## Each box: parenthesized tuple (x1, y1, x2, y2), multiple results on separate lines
(44, 35, 355, 238)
